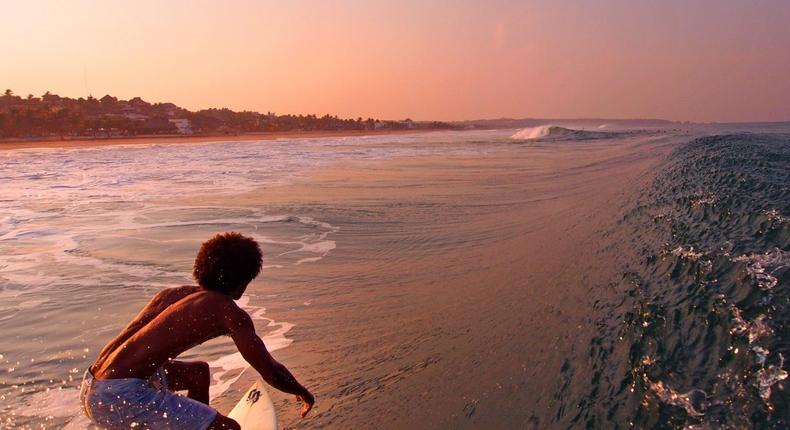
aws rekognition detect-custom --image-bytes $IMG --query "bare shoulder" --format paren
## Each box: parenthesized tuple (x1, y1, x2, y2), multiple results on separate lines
(201, 294, 253, 330)
(134, 286, 201, 316)
(184, 290, 246, 317)
(156, 289, 252, 334)
(150, 285, 200, 304)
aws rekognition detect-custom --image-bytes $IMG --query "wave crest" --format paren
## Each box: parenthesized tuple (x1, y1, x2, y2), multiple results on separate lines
(511, 125, 570, 140)
(510, 125, 617, 141)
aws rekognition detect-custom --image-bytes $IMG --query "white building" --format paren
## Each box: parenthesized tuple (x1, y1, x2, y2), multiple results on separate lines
(169, 118, 193, 135)
(123, 113, 150, 121)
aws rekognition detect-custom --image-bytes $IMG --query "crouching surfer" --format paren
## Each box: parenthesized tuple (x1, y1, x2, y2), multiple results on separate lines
(80, 232, 314, 429)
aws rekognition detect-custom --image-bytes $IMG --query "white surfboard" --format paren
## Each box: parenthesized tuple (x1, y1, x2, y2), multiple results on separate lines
(228, 380, 278, 430)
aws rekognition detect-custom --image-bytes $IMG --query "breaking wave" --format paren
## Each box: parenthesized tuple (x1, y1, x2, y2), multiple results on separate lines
(554, 133, 790, 428)
(510, 125, 621, 141)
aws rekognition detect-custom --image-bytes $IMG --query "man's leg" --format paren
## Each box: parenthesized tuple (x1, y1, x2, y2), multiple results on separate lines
(163, 360, 211, 404)
(207, 414, 241, 430)
(162, 361, 241, 429)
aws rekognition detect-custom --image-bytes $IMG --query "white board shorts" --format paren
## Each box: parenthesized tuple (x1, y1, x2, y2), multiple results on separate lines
(80, 368, 217, 430)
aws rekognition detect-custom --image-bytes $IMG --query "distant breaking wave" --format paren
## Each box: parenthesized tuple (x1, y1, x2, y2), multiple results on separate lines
(511, 125, 572, 140)
(510, 125, 621, 141)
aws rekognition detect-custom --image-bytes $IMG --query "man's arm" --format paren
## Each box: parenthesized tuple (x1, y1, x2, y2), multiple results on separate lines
(226, 307, 314, 417)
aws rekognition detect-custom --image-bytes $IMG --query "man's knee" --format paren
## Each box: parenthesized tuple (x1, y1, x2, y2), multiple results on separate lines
(195, 361, 210, 386)
(181, 360, 210, 388)
(207, 414, 240, 430)
(164, 360, 211, 393)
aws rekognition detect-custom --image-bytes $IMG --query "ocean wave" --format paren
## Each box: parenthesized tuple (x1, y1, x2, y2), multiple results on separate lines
(510, 125, 621, 141)
(563, 133, 790, 429)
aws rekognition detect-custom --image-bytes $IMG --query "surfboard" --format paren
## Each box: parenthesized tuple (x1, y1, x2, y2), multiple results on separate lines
(227, 380, 278, 430)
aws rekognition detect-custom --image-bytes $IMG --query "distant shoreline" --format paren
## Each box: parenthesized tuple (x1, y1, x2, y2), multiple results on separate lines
(0, 129, 444, 151)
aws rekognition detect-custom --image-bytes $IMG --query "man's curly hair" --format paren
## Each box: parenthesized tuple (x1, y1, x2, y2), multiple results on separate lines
(193, 232, 263, 294)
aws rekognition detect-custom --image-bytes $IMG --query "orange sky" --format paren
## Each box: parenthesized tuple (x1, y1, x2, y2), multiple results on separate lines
(2, 1, 790, 122)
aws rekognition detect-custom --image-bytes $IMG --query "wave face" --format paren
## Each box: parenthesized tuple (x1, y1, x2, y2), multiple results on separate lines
(510, 125, 621, 141)
(561, 134, 790, 428)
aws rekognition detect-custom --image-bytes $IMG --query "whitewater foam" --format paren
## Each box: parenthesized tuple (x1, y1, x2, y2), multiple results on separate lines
(510, 125, 619, 141)
(510, 125, 562, 140)
(645, 377, 708, 417)
(734, 248, 790, 290)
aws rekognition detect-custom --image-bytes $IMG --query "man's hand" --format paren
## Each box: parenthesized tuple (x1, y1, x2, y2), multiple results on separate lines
(296, 391, 315, 417)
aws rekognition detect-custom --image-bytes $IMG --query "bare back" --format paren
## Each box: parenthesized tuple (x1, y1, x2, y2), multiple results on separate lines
(91, 286, 241, 380)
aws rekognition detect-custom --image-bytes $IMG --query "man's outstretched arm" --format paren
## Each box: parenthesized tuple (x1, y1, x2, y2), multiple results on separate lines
(226, 308, 314, 417)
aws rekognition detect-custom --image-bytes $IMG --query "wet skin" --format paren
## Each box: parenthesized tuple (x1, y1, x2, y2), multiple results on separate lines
(90, 285, 314, 427)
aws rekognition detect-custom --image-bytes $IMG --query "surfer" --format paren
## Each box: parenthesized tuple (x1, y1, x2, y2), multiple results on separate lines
(79, 232, 314, 429)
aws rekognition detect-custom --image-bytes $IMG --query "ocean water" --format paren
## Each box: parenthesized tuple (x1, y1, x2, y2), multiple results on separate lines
(0, 131, 487, 428)
(558, 132, 790, 429)
(1, 126, 788, 429)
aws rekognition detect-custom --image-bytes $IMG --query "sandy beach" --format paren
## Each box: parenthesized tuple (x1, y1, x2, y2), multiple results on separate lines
(0, 129, 437, 151)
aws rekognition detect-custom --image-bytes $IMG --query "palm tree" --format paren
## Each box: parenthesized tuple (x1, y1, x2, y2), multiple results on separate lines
(3, 89, 13, 97)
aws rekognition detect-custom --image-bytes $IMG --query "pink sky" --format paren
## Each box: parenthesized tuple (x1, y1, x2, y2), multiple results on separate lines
(2, 0, 789, 122)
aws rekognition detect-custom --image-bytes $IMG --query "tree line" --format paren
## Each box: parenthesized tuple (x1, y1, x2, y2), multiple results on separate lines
(0, 90, 455, 139)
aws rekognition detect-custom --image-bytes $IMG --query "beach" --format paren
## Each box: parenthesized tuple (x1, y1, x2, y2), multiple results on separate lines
(1, 127, 788, 429)
(0, 129, 435, 151)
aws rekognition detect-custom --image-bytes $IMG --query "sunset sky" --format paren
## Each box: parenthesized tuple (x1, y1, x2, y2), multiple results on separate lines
(2, 0, 789, 122)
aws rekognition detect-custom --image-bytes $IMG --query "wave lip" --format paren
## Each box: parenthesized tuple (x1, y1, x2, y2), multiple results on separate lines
(511, 125, 569, 140)
(510, 125, 616, 141)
